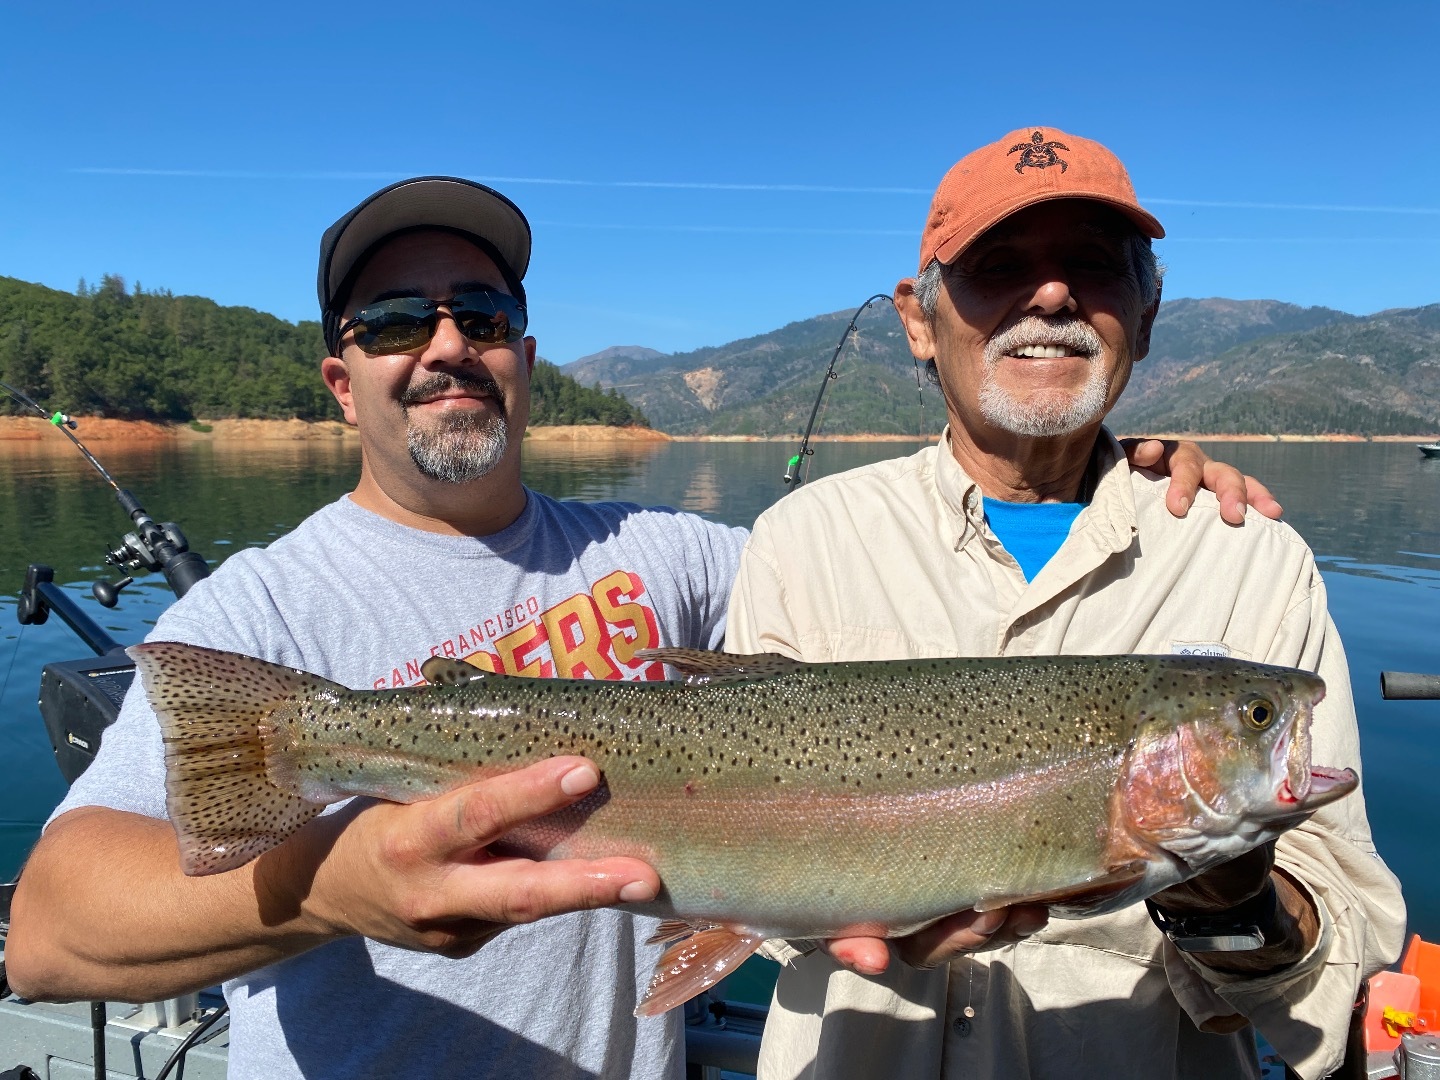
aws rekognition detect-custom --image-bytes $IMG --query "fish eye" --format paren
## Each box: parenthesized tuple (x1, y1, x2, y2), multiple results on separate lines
(1241, 697, 1276, 730)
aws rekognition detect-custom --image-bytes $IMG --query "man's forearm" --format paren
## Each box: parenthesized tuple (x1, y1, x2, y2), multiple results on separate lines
(7, 759, 663, 1005)
(7, 807, 335, 1003)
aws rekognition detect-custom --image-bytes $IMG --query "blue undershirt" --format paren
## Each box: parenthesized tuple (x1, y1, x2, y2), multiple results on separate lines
(982, 497, 1086, 582)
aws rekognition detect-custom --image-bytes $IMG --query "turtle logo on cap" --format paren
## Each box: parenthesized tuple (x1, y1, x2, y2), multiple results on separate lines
(1008, 131, 1070, 173)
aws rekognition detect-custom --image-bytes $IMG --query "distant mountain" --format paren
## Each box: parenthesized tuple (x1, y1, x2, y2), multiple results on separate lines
(570, 298, 1440, 437)
(569, 345, 669, 372)
(1110, 298, 1355, 427)
(1112, 303, 1440, 435)
(567, 305, 922, 436)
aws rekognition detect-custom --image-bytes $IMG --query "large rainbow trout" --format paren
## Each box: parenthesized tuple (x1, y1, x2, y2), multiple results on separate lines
(129, 642, 1355, 1015)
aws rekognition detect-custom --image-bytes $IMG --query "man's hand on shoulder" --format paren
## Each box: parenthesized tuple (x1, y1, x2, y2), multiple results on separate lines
(821, 903, 1050, 976)
(1121, 438, 1283, 526)
(288, 756, 660, 958)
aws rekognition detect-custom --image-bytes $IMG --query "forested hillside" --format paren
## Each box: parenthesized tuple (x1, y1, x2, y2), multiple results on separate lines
(0, 275, 647, 427)
(529, 360, 648, 426)
(0, 274, 335, 420)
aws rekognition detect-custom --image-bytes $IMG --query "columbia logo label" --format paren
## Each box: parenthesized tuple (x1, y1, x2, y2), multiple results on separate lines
(1171, 642, 1232, 658)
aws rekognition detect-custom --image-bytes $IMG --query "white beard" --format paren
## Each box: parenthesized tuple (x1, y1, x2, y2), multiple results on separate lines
(978, 368, 1112, 438)
(978, 316, 1112, 437)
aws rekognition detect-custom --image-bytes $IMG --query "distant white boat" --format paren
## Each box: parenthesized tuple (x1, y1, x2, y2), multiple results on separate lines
(1420, 443, 1440, 459)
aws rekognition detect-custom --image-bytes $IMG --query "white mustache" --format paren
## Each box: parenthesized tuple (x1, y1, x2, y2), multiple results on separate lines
(985, 317, 1103, 364)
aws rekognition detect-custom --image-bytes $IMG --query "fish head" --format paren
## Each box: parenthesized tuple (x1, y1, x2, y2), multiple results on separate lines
(1117, 660, 1356, 875)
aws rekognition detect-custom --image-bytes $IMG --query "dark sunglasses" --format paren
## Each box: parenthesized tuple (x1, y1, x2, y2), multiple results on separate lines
(337, 290, 528, 355)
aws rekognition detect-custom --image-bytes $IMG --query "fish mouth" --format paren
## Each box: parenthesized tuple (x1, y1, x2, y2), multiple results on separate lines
(1272, 677, 1327, 804)
(1277, 765, 1357, 812)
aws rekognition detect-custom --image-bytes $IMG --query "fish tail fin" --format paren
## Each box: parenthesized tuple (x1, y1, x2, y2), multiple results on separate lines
(634, 923, 765, 1016)
(127, 641, 336, 877)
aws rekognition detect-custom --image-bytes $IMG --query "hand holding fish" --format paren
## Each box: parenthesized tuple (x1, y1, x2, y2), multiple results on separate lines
(1148, 841, 1319, 975)
(284, 756, 661, 958)
(823, 903, 1051, 975)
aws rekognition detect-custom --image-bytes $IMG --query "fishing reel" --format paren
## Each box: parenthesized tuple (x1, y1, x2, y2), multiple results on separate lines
(96, 510, 195, 607)
(89, 488, 210, 608)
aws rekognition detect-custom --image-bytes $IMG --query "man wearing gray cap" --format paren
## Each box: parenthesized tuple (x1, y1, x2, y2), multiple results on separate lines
(9, 173, 1275, 1079)
(8, 175, 748, 1079)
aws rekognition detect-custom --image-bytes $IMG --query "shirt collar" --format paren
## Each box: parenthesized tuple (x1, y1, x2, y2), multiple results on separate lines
(932, 427, 984, 551)
(931, 426, 1138, 554)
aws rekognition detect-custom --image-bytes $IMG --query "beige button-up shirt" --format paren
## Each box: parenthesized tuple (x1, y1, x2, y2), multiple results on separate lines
(726, 431, 1405, 1080)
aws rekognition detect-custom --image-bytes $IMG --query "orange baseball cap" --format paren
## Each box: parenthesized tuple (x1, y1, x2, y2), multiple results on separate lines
(918, 127, 1164, 272)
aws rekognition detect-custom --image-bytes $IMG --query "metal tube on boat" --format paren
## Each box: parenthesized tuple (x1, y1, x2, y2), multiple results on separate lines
(1380, 672, 1440, 700)
(1397, 1032, 1440, 1079)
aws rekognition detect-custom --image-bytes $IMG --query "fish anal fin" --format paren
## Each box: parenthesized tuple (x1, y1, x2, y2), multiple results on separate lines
(635, 926, 765, 1016)
(634, 648, 802, 685)
(974, 860, 1150, 915)
(421, 656, 488, 686)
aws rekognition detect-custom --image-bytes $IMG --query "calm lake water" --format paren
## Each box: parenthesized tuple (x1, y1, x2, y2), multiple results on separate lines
(2, 437, 1437, 950)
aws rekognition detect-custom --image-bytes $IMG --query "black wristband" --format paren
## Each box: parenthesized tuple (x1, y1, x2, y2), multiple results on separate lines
(1145, 878, 1279, 953)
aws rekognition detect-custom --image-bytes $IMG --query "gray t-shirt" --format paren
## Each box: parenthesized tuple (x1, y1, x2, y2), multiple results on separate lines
(53, 491, 748, 1080)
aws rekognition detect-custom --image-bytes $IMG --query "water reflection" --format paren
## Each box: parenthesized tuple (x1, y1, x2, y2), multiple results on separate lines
(1197, 442, 1440, 575)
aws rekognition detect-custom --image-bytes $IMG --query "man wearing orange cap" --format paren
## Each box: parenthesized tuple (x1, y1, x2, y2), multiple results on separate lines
(727, 129, 1405, 1079)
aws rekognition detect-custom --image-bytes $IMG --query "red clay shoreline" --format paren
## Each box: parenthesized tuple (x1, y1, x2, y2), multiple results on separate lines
(0, 416, 1435, 447)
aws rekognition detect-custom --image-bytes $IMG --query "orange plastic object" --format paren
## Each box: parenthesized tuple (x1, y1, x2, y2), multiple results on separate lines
(1402, 934, 1440, 1033)
(1366, 971, 1422, 1052)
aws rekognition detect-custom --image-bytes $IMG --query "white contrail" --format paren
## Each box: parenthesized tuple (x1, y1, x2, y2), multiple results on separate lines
(68, 167, 930, 195)
(535, 219, 911, 236)
(1143, 197, 1440, 216)
(70, 168, 406, 181)
(68, 168, 1440, 215)
(1162, 237, 1428, 243)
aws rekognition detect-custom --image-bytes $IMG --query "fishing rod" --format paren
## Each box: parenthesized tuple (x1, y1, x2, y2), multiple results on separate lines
(2, 381, 210, 610)
(782, 294, 907, 492)
(0, 380, 119, 490)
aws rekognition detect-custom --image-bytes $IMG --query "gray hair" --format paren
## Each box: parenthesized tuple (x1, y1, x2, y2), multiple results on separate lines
(912, 231, 1164, 319)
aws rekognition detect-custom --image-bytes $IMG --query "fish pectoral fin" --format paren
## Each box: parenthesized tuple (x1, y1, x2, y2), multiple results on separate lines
(420, 657, 488, 686)
(634, 648, 802, 685)
(973, 860, 1150, 914)
(646, 919, 712, 947)
(635, 925, 765, 1017)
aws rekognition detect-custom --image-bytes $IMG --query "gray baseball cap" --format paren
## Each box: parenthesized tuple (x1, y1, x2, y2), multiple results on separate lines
(317, 176, 531, 352)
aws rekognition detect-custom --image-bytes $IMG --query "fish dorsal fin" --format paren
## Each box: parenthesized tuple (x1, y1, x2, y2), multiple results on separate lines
(635, 923, 766, 1016)
(421, 657, 488, 686)
(973, 859, 1150, 916)
(634, 648, 802, 685)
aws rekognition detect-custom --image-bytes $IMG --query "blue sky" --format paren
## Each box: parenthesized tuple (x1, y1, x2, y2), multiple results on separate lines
(1, 1, 1436, 363)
